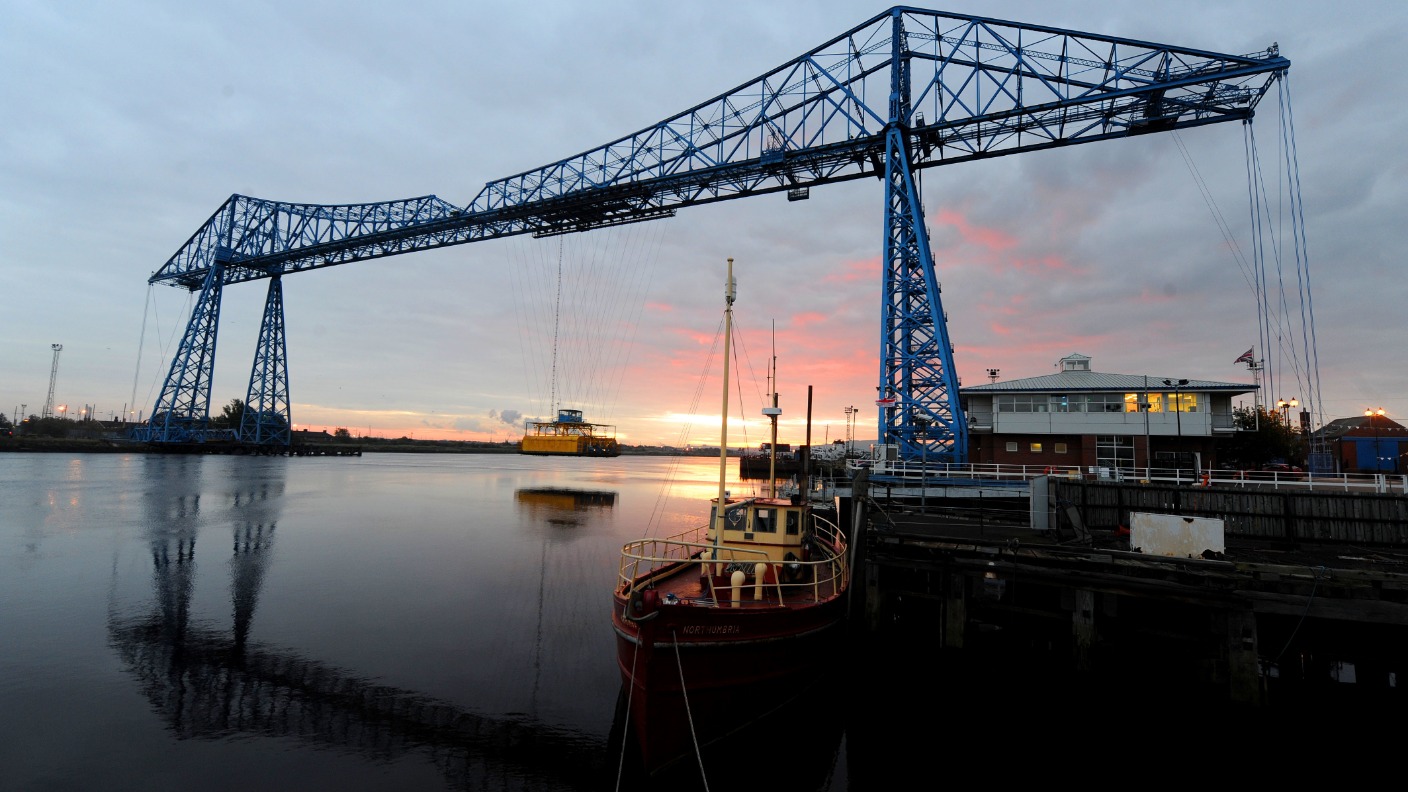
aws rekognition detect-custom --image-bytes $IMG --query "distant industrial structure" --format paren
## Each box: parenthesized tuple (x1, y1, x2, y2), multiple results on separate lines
(41, 344, 61, 420)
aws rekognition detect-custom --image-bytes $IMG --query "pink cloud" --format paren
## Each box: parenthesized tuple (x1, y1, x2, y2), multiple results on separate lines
(788, 311, 829, 329)
(1134, 287, 1177, 304)
(934, 207, 1018, 252)
(822, 257, 880, 284)
(1008, 254, 1079, 274)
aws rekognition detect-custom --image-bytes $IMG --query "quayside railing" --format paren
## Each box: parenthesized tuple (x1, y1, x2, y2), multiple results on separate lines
(834, 460, 1407, 495)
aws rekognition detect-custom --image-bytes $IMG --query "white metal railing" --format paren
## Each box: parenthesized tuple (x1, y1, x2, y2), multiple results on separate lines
(617, 514, 848, 606)
(839, 459, 1408, 494)
(844, 459, 1073, 483)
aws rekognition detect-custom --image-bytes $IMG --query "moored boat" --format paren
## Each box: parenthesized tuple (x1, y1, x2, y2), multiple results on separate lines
(610, 258, 851, 776)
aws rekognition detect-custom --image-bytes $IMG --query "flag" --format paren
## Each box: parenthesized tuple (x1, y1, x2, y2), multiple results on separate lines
(1234, 347, 1255, 365)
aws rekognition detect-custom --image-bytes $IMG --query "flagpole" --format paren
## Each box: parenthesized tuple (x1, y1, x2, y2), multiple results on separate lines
(1235, 347, 1260, 430)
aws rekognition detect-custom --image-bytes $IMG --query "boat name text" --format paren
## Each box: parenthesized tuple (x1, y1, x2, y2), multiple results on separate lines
(681, 625, 742, 635)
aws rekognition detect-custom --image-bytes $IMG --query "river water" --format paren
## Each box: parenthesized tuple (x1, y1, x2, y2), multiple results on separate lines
(6, 451, 1374, 790)
(2, 452, 879, 791)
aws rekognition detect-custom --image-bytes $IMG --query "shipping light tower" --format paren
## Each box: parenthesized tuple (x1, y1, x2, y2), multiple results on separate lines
(42, 344, 62, 420)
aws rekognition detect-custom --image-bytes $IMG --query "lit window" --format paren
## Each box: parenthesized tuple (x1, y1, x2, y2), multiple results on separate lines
(1030, 443, 1043, 453)
(1171, 388, 1205, 408)
(1055, 443, 1067, 454)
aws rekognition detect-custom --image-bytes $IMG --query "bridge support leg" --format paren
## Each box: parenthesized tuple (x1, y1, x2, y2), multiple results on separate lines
(877, 21, 965, 465)
(136, 263, 226, 443)
(240, 275, 292, 447)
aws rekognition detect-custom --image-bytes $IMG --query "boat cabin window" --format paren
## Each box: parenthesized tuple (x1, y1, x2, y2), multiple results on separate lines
(712, 503, 748, 530)
(752, 508, 777, 533)
(785, 509, 800, 535)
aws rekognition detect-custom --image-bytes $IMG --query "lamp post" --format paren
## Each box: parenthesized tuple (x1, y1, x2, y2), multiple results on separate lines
(913, 415, 930, 512)
(1162, 379, 1189, 478)
(1276, 397, 1299, 428)
(1162, 378, 1189, 438)
(844, 405, 856, 456)
(1141, 375, 1151, 477)
(1365, 407, 1385, 472)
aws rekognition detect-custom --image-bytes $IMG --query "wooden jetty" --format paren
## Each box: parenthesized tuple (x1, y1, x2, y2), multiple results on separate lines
(848, 474, 1408, 710)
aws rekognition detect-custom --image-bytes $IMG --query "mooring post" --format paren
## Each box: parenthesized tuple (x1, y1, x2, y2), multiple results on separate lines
(1224, 607, 1264, 705)
(943, 571, 966, 649)
(1071, 589, 1095, 672)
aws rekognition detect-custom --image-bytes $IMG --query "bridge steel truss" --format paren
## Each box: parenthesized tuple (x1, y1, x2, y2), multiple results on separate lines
(138, 6, 1288, 458)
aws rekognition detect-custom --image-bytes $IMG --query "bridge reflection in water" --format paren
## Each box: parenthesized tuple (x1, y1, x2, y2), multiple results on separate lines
(108, 463, 844, 789)
(106, 618, 607, 789)
(107, 460, 612, 790)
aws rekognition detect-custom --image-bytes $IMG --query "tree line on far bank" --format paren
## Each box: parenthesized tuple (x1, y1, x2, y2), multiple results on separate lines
(1, 403, 1311, 468)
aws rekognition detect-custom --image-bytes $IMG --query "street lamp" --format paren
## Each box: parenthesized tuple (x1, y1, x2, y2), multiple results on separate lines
(1275, 397, 1299, 428)
(1162, 379, 1189, 438)
(1365, 407, 1385, 471)
(1140, 376, 1152, 477)
(843, 405, 856, 456)
(913, 415, 930, 512)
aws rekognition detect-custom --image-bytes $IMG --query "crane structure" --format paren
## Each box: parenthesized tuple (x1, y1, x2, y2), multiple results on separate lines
(43, 344, 62, 420)
(132, 6, 1289, 460)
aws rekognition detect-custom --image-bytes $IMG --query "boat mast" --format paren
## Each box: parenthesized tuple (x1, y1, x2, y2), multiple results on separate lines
(713, 258, 736, 546)
(804, 384, 813, 496)
(763, 322, 781, 498)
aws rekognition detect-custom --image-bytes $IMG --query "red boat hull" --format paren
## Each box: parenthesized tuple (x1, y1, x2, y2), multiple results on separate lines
(611, 590, 848, 774)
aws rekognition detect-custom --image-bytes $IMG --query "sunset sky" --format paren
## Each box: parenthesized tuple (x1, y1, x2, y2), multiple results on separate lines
(4, 1, 1405, 448)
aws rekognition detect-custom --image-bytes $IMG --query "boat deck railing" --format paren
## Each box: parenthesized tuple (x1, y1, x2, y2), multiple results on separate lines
(618, 515, 848, 607)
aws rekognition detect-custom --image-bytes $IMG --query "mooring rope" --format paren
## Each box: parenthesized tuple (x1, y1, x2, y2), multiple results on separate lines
(1270, 564, 1326, 668)
(673, 628, 711, 791)
(614, 634, 642, 792)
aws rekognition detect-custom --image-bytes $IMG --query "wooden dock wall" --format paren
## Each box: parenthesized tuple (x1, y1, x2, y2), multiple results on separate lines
(1051, 479, 1408, 546)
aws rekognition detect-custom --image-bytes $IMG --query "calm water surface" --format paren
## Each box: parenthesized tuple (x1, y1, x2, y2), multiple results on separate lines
(2, 452, 869, 791)
(5, 452, 1348, 790)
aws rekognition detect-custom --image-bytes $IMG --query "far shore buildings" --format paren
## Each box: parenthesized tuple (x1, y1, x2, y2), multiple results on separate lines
(959, 353, 1255, 474)
(1312, 414, 1408, 474)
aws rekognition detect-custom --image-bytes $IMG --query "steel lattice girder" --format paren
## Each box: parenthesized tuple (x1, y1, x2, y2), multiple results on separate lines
(132, 264, 226, 443)
(147, 8, 1286, 289)
(139, 6, 1288, 450)
(878, 14, 965, 463)
(240, 276, 292, 446)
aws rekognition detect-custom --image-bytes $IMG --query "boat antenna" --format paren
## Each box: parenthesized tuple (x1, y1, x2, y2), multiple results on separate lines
(713, 258, 736, 548)
(763, 320, 782, 498)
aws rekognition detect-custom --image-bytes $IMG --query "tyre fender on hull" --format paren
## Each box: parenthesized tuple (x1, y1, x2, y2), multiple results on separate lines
(627, 588, 660, 622)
